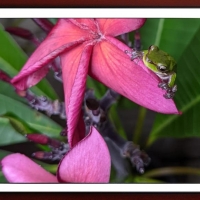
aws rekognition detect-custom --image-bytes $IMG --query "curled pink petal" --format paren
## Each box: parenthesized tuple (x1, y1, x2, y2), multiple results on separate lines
(57, 126, 111, 183)
(61, 42, 93, 147)
(11, 19, 91, 90)
(97, 19, 146, 37)
(89, 39, 179, 114)
(1, 153, 57, 183)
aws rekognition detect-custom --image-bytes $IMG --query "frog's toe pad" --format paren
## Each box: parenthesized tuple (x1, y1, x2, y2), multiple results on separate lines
(158, 82, 168, 90)
(164, 89, 176, 99)
(172, 85, 177, 93)
(164, 93, 174, 99)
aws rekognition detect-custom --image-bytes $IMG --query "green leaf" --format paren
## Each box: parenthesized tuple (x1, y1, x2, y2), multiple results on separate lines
(87, 76, 107, 98)
(143, 167, 200, 178)
(140, 19, 200, 61)
(0, 23, 57, 99)
(140, 19, 200, 145)
(1, 113, 55, 152)
(2, 113, 35, 135)
(140, 19, 161, 48)
(132, 176, 164, 183)
(123, 174, 164, 183)
(0, 94, 62, 146)
(0, 150, 11, 182)
(0, 80, 26, 103)
(117, 96, 137, 109)
(0, 118, 25, 145)
(0, 171, 9, 183)
(109, 105, 127, 139)
(48, 18, 58, 25)
(0, 149, 11, 158)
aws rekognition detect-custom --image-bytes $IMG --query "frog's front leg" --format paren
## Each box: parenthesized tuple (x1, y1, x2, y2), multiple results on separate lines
(168, 72, 176, 89)
(165, 72, 177, 94)
(158, 72, 176, 89)
(164, 72, 177, 99)
(125, 49, 143, 61)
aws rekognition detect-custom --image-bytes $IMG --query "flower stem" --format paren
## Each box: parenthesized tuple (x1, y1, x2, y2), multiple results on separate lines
(133, 106, 147, 144)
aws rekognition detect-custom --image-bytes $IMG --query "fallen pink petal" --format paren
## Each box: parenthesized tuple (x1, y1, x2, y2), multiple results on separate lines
(57, 127, 111, 183)
(1, 153, 57, 183)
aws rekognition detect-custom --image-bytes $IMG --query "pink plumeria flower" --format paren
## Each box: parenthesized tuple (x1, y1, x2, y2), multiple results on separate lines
(1, 127, 110, 183)
(11, 19, 179, 148)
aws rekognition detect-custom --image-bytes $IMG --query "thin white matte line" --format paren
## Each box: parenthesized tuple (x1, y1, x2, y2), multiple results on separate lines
(0, 8, 199, 18)
(0, 184, 199, 192)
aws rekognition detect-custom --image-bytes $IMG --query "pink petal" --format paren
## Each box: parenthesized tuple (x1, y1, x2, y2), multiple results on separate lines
(69, 19, 98, 33)
(61, 42, 93, 147)
(97, 19, 146, 37)
(89, 37, 179, 114)
(57, 126, 111, 183)
(1, 153, 57, 183)
(11, 19, 91, 90)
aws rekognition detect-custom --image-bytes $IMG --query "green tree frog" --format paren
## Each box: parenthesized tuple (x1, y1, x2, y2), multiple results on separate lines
(126, 45, 177, 99)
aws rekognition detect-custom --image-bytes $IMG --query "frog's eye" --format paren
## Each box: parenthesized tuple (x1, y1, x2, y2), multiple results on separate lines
(158, 65, 167, 72)
(149, 45, 159, 52)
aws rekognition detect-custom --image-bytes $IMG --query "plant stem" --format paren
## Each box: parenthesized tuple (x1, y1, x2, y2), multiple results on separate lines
(133, 106, 147, 144)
